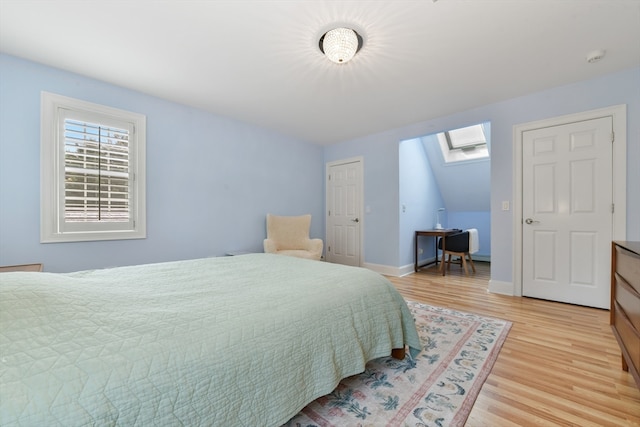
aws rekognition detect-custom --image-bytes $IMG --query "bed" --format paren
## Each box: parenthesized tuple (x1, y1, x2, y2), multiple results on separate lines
(0, 253, 421, 426)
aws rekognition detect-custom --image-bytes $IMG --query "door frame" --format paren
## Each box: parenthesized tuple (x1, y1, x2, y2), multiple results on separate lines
(325, 156, 364, 266)
(512, 105, 627, 297)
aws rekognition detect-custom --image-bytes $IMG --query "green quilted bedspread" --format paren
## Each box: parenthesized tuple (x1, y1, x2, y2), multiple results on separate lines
(0, 254, 421, 426)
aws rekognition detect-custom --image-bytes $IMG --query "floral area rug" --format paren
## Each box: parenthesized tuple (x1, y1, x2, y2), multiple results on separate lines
(284, 300, 512, 427)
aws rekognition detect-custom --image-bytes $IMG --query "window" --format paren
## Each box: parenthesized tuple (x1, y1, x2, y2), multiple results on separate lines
(437, 122, 490, 163)
(41, 92, 146, 242)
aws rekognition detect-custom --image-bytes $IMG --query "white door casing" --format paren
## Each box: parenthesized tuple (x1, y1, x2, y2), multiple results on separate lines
(522, 117, 612, 308)
(326, 158, 363, 267)
(513, 105, 627, 308)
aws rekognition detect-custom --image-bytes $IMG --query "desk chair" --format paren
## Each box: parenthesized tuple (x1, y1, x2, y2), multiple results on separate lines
(438, 229, 478, 275)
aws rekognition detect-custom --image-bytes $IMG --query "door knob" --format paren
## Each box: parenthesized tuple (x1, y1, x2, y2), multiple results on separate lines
(351, 218, 360, 223)
(525, 218, 540, 224)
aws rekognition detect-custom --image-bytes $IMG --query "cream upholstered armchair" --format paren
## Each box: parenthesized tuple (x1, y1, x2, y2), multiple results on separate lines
(263, 214, 323, 260)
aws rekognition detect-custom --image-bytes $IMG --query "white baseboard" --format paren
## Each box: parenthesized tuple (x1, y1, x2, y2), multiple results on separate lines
(398, 264, 417, 277)
(488, 279, 514, 295)
(362, 262, 406, 277)
(364, 256, 492, 278)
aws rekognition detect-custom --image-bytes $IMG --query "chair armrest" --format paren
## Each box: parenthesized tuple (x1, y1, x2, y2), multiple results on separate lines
(306, 238, 324, 257)
(264, 238, 277, 253)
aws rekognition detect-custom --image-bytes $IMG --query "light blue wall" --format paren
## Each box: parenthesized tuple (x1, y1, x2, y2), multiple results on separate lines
(421, 123, 491, 213)
(324, 135, 403, 266)
(325, 66, 640, 284)
(398, 138, 445, 266)
(420, 124, 492, 261)
(2, 53, 638, 280)
(0, 54, 324, 272)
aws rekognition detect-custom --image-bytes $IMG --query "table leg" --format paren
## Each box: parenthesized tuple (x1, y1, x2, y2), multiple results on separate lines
(440, 236, 447, 276)
(414, 232, 419, 272)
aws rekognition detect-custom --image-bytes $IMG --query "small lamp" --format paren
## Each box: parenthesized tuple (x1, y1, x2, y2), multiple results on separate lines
(434, 208, 445, 230)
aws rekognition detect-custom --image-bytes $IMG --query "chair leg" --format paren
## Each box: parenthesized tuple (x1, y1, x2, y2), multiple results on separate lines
(441, 250, 477, 275)
(460, 254, 468, 275)
(467, 253, 476, 273)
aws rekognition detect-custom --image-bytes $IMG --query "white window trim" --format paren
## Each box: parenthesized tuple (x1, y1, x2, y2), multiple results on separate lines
(41, 92, 146, 243)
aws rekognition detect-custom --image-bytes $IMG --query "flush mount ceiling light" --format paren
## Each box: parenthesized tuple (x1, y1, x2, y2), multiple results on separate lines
(319, 27, 363, 64)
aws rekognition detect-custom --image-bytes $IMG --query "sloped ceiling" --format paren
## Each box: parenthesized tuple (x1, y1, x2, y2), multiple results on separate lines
(422, 131, 491, 212)
(1, 0, 638, 145)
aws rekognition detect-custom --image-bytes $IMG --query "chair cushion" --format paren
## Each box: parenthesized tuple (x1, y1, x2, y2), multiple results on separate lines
(275, 249, 320, 260)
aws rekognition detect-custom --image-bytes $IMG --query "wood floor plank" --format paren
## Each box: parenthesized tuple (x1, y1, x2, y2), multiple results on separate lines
(388, 262, 640, 426)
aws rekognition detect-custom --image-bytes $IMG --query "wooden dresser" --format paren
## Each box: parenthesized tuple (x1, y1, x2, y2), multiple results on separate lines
(611, 241, 640, 389)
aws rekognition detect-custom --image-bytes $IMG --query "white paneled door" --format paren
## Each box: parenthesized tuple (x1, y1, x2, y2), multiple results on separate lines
(326, 159, 362, 267)
(522, 117, 613, 308)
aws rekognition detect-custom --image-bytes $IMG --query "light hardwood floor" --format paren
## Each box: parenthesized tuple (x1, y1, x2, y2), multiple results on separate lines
(388, 262, 640, 427)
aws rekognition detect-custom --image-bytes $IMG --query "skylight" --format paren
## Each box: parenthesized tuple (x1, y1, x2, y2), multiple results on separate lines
(437, 122, 490, 163)
(446, 124, 486, 150)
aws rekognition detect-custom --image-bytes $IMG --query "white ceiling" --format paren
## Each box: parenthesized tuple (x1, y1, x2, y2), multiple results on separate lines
(1, 0, 639, 145)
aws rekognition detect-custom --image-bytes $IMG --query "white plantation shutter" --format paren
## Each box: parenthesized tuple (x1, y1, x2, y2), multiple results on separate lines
(63, 118, 131, 223)
(41, 92, 146, 243)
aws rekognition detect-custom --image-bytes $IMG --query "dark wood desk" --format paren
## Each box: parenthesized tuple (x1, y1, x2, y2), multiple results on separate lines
(415, 229, 458, 275)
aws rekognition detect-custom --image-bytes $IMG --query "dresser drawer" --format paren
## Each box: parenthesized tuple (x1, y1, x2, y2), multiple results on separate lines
(616, 246, 640, 294)
(615, 277, 640, 331)
(614, 306, 640, 374)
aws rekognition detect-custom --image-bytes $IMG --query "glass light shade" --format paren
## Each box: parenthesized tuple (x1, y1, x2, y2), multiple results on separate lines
(435, 208, 445, 230)
(322, 28, 359, 64)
